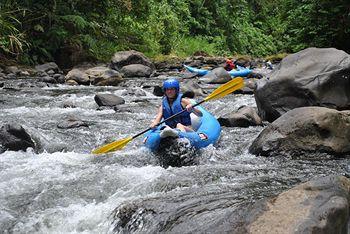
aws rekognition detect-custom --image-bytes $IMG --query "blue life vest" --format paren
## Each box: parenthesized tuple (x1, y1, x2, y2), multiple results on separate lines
(162, 93, 191, 128)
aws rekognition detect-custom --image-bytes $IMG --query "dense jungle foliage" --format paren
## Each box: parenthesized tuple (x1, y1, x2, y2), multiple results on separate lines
(0, 0, 349, 66)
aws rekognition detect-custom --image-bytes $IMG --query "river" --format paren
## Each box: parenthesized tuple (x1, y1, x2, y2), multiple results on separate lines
(0, 76, 348, 233)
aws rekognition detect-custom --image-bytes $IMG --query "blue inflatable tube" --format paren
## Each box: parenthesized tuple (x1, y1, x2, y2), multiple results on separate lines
(143, 104, 221, 151)
(184, 65, 252, 77)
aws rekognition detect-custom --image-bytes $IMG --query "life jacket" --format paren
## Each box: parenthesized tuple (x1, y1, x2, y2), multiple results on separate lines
(162, 93, 191, 128)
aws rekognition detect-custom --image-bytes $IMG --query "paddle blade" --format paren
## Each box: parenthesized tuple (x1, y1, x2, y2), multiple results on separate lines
(204, 77, 244, 101)
(92, 136, 133, 155)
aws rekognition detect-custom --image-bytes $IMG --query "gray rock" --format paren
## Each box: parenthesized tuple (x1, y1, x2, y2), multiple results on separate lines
(47, 69, 55, 75)
(254, 47, 350, 122)
(249, 106, 350, 157)
(181, 80, 206, 97)
(5, 66, 19, 74)
(35, 62, 60, 73)
(153, 86, 164, 97)
(39, 76, 57, 84)
(218, 106, 262, 127)
(246, 175, 350, 234)
(200, 67, 231, 84)
(0, 124, 35, 153)
(57, 117, 88, 129)
(120, 64, 153, 78)
(65, 68, 90, 85)
(94, 93, 125, 107)
(6, 73, 16, 79)
(87, 66, 123, 86)
(111, 50, 154, 70)
(19, 71, 30, 76)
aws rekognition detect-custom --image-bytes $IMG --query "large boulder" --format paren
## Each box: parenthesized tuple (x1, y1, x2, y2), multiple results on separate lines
(242, 175, 350, 234)
(0, 124, 35, 153)
(249, 107, 350, 157)
(120, 64, 153, 78)
(65, 68, 90, 85)
(111, 50, 154, 71)
(86, 66, 123, 86)
(254, 47, 350, 122)
(181, 80, 206, 97)
(65, 66, 123, 86)
(200, 67, 231, 84)
(35, 62, 61, 73)
(218, 106, 262, 127)
(94, 94, 125, 107)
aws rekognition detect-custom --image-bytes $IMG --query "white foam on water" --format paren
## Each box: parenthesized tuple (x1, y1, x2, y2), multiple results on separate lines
(0, 150, 166, 233)
(1, 106, 115, 118)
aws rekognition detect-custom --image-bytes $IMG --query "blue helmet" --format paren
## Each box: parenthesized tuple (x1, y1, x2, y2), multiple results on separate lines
(163, 79, 180, 92)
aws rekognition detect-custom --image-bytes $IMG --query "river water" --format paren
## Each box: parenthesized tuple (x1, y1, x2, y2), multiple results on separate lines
(0, 76, 349, 233)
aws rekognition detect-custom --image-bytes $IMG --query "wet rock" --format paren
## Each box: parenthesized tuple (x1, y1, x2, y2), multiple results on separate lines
(120, 64, 153, 78)
(65, 68, 90, 85)
(53, 74, 65, 84)
(255, 47, 350, 122)
(234, 57, 251, 68)
(5, 66, 20, 74)
(242, 175, 350, 234)
(86, 66, 123, 86)
(181, 79, 206, 97)
(0, 82, 4, 87)
(37, 71, 48, 77)
(47, 69, 55, 75)
(0, 124, 35, 153)
(6, 73, 16, 79)
(19, 71, 30, 76)
(57, 117, 89, 129)
(182, 90, 195, 99)
(111, 50, 154, 71)
(218, 106, 262, 127)
(200, 67, 231, 84)
(181, 72, 198, 79)
(249, 106, 350, 157)
(39, 76, 57, 84)
(65, 79, 78, 86)
(154, 57, 183, 71)
(153, 86, 164, 97)
(35, 62, 60, 73)
(94, 93, 125, 107)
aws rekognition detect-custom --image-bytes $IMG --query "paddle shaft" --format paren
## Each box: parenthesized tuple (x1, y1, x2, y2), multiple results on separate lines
(132, 99, 205, 139)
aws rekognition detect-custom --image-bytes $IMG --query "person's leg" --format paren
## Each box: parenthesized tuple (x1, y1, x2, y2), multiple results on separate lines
(176, 123, 194, 132)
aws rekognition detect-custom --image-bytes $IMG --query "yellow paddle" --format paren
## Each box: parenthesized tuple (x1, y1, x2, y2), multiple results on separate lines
(92, 77, 244, 154)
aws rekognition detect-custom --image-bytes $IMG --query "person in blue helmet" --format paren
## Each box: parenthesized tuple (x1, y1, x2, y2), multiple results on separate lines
(150, 78, 202, 133)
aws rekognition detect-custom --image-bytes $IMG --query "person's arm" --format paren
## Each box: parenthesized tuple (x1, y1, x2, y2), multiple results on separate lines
(150, 105, 163, 128)
(182, 98, 203, 117)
